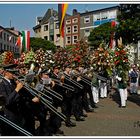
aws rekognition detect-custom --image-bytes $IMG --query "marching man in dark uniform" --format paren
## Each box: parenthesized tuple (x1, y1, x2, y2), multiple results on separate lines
(51, 65, 76, 127)
(0, 64, 24, 135)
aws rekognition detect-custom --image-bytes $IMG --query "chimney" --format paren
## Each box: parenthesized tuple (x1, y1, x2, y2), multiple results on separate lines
(51, 8, 53, 17)
(73, 9, 78, 15)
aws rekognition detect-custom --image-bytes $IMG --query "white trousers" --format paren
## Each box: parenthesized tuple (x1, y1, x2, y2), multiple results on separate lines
(91, 86, 99, 104)
(130, 83, 138, 94)
(119, 88, 127, 107)
(100, 83, 107, 98)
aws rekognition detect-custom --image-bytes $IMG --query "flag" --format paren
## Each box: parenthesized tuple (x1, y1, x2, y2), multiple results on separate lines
(110, 21, 116, 49)
(58, 4, 68, 38)
(9, 35, 13, 42)
(15, 36, 22, 47)
(22, 31, 30, 52)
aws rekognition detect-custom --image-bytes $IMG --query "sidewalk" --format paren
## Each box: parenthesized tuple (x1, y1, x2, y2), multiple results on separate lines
(61, 91, 140, 136)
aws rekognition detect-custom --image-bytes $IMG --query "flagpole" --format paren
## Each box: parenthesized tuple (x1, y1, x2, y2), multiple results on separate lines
(63, 17, 66, 48)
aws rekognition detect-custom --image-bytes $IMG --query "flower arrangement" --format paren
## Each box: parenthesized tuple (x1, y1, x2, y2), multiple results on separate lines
(1, 51, 14, 64)
(19, 52, 26, 66)
(53, 48, 70, 68)
(45, 50, 55, 68)
(69, 39, 89, 67)
(113, 38, 130, 72)
(90, 43, 114, 75)
(24, 49, 35, 64)
(34, 48, 46, 67)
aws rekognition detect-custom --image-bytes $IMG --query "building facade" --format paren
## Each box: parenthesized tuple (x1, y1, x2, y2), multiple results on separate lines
(33, 8, 64, 48)
(80, 6, 119, 41)
(0, 26, 20, 56)
(33, 6, 119, 47)
(33, 8, 81, 47)
(65, 9, 80, 46)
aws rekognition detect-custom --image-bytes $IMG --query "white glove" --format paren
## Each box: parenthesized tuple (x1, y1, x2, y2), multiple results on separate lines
(116, 75, 122, 81)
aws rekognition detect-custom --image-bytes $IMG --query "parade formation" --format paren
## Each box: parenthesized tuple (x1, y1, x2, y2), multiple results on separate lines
(0, 3, 140, 136)
(0, 36, 139, 136)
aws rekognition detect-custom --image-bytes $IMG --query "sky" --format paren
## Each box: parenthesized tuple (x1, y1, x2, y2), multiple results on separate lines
(0, 3, 119, 37)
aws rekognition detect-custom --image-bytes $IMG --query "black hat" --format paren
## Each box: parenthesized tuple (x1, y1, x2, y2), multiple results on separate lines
(3, 64, 18, 70)
(64, 63, 71, 68)
(2, 64, 18, 73)
(53, 64, 60, 69)
(40, 69, 50, 74)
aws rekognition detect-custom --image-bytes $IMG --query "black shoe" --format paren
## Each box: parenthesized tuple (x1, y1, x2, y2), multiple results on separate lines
(122, 106, 126, 108)
(81, 114, 88, 117)
(65, 121, 76, 127)
(119, 105, 126, 108)
(86, 108, 94, 112)
(76, 116, 85, 121)
(93, 105, 98, 108)
(55, 129, 64, 135)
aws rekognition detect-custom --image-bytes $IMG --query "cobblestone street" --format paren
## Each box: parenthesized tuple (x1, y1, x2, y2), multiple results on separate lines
(61, 92, 140, 136)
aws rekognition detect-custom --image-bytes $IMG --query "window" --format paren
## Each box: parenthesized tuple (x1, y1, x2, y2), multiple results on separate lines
(101, 12, 108, 19)
(12, 37, 15, 44)
(73, 35, 78, 44)
(0, 32, 2, 39)
(94, 14, 100, 21)
(15, 38, 17, 44)
(10, 46, 12, 51)
(50, 35, 54, 41)
(44, 36, 48, 40)
(55, 22, 59, 29)
(84, 16, 90, 23)
(56, 34, 60, 42)
(4, 44, 6, 50)
(44, 25, 48, 31)
(7, 34, 9, 42)
(4, 33, 6, 41)
(7, 45, 9, 51)
(50, 24, 54, 30)
(66, 20, 71, 24)
(73, 25, 78, 33)
(15, 47, 17, 52)
(66, 26, 71, 34)
(12, 46, 14, 52)
(84, 29, 90, 37)
(66, 36, 71, 44)
(72, 18, 78, 23)
(0, 43, 2, 50)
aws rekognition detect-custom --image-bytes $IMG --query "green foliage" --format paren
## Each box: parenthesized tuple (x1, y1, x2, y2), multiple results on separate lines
(116, 4, 140, 44)
(65, 45, 76, 51)
(24, 50, 35, 64)
(30, 37, 57, 52)
(88, 22, 115, 49)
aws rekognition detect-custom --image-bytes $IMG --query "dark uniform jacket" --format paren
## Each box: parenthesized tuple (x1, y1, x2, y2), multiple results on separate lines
(0, 78, 24, 135)
(0, 78, 21, 120)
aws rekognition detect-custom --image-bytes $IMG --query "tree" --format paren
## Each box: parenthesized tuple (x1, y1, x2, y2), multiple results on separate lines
(30, 37, 57, 52)
(116, 4, 140, 44)
(88, 22, 115, 49)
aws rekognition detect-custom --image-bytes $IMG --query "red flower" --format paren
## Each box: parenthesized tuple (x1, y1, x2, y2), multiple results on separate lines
(115, 51, 119, 56)
(114, 60, 120, 65)
(121, 50, 126, 55)
(75, 47, 80, 51)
